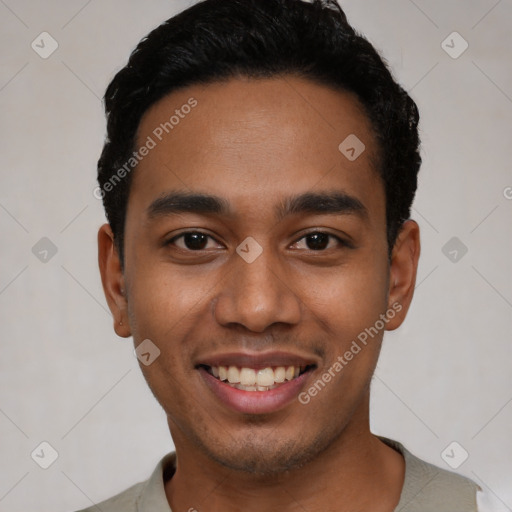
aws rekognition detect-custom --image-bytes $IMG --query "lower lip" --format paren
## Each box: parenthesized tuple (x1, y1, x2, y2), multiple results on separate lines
(199, 367, 312, 414)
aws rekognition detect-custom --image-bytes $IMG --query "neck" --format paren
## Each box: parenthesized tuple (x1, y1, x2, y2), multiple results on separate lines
(164, 396, 404, 512)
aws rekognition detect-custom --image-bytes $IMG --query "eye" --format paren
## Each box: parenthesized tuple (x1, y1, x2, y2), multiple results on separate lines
(166, 231, 222, 251)
(291, 232, 347, 251)
(166, 230, 350, 253)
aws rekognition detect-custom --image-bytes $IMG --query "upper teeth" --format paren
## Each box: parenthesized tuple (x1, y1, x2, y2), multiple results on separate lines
(211, 365, 302, 389)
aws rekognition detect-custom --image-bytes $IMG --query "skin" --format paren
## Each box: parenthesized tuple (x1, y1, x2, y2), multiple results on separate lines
(98, 75, 420, 512)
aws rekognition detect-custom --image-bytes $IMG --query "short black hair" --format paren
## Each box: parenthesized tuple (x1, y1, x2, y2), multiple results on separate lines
(97, 0, 421, 266)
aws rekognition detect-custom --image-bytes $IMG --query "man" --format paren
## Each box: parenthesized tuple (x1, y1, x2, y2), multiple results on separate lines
(83, 0, 487, 509)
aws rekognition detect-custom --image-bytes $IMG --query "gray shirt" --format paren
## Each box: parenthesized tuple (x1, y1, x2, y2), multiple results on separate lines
(75, 437, 480, 511)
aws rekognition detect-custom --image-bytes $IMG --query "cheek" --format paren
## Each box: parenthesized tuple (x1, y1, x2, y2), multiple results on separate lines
(300, 265, 388, 413)
(305, 257, 389, 334)
(127, 260, 214, 336)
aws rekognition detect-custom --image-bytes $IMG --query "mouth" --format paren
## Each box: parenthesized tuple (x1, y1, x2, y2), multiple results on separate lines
(198, 364, 316, 392)
(195, 353, 319, 414)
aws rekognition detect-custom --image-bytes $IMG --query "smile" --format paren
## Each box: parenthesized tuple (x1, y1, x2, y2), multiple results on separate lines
(196, 351, 319, 414)
(201, 365, 313, 391)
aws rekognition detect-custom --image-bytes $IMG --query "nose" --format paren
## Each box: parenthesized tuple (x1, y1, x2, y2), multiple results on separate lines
(213, 246, 302, 333)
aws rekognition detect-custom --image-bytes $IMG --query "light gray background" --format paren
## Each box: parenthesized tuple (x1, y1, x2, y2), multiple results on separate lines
(1, 0, 511, 510)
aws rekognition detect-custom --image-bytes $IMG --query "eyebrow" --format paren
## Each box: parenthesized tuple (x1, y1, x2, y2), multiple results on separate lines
(147, 190, 368, 222)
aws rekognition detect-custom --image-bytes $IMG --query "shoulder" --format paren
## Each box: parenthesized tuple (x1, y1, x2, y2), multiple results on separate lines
(378, 437, 480, 512)
(73, 480, 145, 512)
(71, 452, 176, 512)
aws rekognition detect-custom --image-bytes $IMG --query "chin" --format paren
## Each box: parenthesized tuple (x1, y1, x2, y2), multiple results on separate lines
(191, 425, 337, 476)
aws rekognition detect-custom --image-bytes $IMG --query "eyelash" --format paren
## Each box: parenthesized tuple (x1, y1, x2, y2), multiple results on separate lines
(165, 230, 350, 252)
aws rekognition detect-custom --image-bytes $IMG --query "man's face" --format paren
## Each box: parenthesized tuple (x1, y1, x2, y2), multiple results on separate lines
(109, 76, 407, 474)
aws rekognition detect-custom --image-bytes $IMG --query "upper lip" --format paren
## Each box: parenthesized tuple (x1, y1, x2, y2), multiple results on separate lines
(196, 351, 320, 370)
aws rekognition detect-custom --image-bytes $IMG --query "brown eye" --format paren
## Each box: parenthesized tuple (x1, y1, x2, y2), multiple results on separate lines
(167, 232, 218, 251)
(304, 233, 330, 250)
(292, 232, 346, 251)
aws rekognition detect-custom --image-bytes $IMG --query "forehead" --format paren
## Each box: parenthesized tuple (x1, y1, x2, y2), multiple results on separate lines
(128, 76, 384, 226)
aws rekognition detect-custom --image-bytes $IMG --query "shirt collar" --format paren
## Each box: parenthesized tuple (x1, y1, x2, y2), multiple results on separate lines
(136, 437, 445, 510)
(137, 452, 176, 511)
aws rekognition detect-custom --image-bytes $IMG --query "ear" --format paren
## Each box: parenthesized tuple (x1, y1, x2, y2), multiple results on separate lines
(385, 219, 421, 331)
(98, 223, 132, 338)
